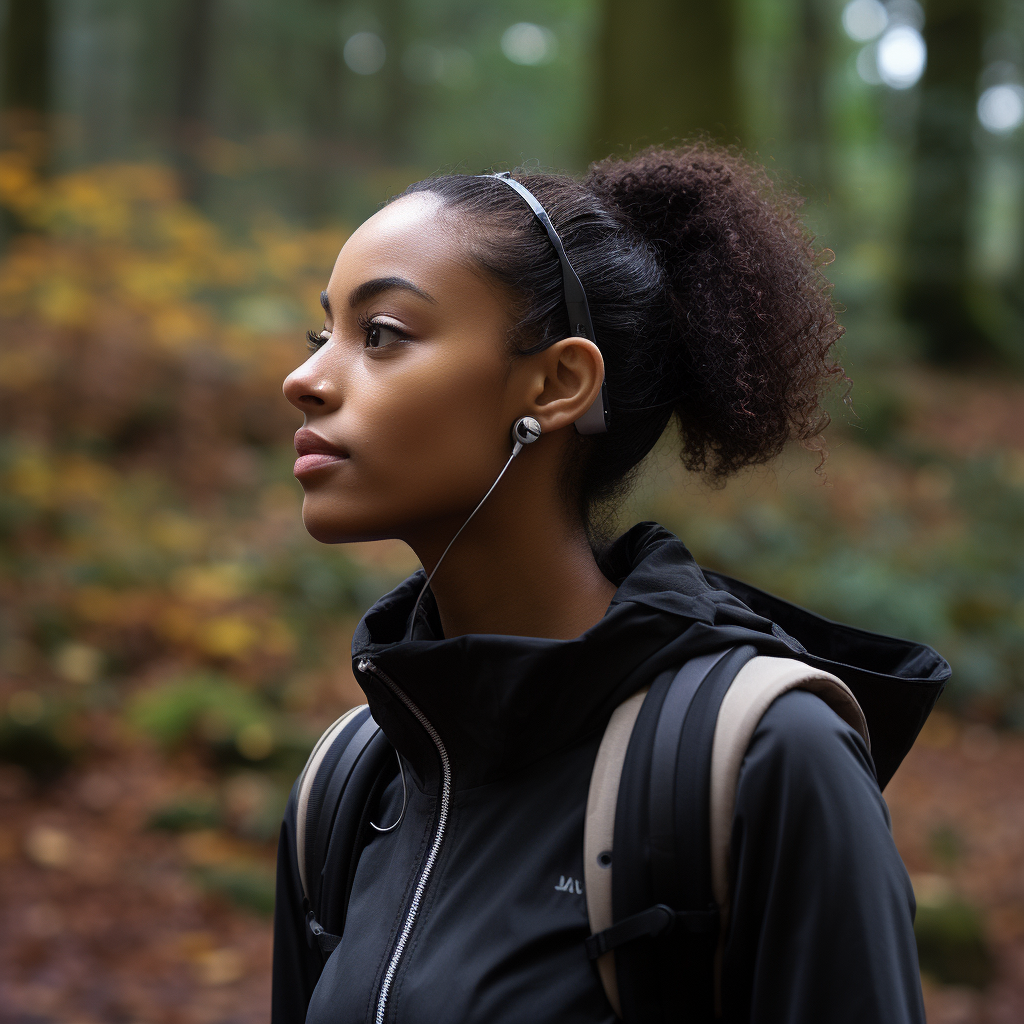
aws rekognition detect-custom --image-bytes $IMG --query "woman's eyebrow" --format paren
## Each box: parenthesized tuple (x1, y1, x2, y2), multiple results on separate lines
(347, 276, 437, 308)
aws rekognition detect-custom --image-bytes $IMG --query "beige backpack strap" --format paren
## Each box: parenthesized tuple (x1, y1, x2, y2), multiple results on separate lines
(295, 704, 368, 901)
(584, 686, 648, 1019)
(708, 656, 868, 1011)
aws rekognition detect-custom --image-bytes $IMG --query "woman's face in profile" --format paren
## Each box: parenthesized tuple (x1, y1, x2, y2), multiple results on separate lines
(283, 192, 525, 546)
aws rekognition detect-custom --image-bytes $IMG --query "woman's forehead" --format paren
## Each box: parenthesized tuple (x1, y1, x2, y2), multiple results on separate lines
(326, 192, 485, 306)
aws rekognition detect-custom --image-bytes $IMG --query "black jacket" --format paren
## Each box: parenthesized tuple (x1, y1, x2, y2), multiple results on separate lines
(272, 522, 947, 1024)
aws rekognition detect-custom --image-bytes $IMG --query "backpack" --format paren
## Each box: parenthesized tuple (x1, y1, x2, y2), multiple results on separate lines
(292, 643, 868, 1020)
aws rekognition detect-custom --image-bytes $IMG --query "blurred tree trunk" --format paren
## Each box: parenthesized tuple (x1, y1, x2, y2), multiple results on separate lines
(901, 0, 986, 364)
(789, 0, 831, 200)
(2, 0, 50, 119)
(590, 0, 742, 158)
(174, 0, 215, 202)
(378, 0, 413, 164)
(2, 0, 50, 244)
(294, 0, 346, 221)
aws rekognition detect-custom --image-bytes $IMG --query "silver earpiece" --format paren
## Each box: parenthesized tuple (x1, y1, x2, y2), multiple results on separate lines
(511, 416, 542, 456)
(404, 414, 543, 644)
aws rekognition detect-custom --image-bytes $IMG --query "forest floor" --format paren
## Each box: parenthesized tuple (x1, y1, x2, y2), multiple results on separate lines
(887, 713, 1024, 1024)
(0, 709, 1021, 1024)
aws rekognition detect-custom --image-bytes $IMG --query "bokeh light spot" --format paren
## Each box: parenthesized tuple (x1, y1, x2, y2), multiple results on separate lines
(978, 84, 1024, 134)
(856, 44, 883, 85)
(343, 32, 386, 76)
(877, 26, 926, 89)
(887, 0, 925, 32)
(842, 0, 888, 43)
(500, 23, 556, 66)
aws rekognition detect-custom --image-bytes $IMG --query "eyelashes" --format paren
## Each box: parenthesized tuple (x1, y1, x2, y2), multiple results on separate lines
(360, 315, 408, 350)
(305, 317, 410, 353)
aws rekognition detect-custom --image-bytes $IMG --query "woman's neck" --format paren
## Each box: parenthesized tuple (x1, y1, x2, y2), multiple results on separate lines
(404, 492, 618, 641)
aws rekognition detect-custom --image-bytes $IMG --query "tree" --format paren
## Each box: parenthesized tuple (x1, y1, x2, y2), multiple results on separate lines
(590, 0, 743, 158)
(901, 0, 986, 364)
(2, 0, 50, 119)
(789, 0, 833, 200)
(2, 0, 51, 244)
(174, 0, 216, 202)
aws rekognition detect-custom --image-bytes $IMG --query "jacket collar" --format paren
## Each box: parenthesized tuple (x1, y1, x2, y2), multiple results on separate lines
(350, 522, 782, 790)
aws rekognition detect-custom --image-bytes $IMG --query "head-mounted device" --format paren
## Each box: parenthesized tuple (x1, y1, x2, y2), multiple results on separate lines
(481, 171, 610, 434)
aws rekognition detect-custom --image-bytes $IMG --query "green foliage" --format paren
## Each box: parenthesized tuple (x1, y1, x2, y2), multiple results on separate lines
(915, 898, 995, 989)
(929, 824, 965, 868)
(147, 796, 222, 832)
(130, 672, 276, 756)
(193, 865, 276, 917)
(846, 387, 908, 450)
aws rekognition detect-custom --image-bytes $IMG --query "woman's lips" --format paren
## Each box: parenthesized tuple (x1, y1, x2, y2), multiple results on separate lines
(293, 428, 349, 478)
(294, 452, 348, 476)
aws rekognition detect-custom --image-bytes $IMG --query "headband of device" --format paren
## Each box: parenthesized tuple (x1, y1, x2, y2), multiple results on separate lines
(482, 171, 611, 435)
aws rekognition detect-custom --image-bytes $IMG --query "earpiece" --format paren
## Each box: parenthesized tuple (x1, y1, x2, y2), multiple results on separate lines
(511, 416, 542, 456)
(405, 414, 543, 641)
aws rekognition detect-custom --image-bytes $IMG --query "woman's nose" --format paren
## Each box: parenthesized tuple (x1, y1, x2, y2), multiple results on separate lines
(283, 350, 341, 414)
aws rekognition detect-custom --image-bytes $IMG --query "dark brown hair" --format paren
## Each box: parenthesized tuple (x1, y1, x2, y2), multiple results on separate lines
(401, 143, 845, 534)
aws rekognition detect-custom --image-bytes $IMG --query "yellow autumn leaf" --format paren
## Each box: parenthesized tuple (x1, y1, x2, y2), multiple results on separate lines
(195, 615, 258, 659)
(171, 564, 246, 605)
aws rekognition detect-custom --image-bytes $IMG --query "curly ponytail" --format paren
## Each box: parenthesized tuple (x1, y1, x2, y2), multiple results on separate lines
(401, 143, 845, 534)
(587, 145, 844, 481)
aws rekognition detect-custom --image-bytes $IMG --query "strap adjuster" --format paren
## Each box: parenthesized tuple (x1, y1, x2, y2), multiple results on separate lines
(584, 904, 720, 960)
(305, 910, 342, 955)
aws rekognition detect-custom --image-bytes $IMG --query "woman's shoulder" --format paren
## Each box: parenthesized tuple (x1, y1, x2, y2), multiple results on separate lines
(724, 685, 922, 1022)
(738, 685, 883, 812)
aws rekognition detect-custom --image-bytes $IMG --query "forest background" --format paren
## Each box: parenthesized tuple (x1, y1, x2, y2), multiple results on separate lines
(1, 1, 1024, 1022)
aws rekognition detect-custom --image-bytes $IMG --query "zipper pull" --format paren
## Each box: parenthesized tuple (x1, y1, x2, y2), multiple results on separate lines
(357, 657, 371, 673)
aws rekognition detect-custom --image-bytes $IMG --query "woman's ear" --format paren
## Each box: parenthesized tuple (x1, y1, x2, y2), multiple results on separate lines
(526, 337, 605, 434)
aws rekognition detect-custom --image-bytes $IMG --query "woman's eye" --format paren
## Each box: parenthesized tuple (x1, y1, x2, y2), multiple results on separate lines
(364, 321, 406, 349)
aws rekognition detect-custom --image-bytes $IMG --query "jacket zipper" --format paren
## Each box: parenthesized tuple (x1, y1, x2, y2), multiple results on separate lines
(357, 656, 452, 1024)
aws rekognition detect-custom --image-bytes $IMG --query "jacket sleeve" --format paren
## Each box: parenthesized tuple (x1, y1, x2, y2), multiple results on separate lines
(271, 784, 324, 1024)
(721, 689, 925, 1024)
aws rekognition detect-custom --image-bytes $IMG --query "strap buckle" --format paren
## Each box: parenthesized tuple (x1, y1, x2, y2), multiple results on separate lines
(305, 910, 342, 955)
(584, 904, 720, 960)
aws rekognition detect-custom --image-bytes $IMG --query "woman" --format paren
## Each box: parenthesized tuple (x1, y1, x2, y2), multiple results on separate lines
(272, 146, 946, 1023)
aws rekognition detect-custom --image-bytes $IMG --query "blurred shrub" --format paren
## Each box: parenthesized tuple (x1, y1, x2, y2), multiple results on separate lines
(147, 773, 289, 841)
(147, 796, 222, 833)
(0, 714, 77, 782)
(193, 865, 276, 917)
(847, 384, 907, 450)
(129, 671, 321, 789)
(0, 689, 81, 782)
(928, 824, 964, 869)
(131, 672, 278, 760)
(916, 901, 994, 988)
(913, 876, 995, 989)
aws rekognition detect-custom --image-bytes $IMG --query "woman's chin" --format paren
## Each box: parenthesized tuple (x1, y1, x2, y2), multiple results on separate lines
(300, 500, 387, 545)
(302, 515, 360, 545)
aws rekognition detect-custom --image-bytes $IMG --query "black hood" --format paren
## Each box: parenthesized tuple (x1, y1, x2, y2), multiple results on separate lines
(351, 522, 949, 790)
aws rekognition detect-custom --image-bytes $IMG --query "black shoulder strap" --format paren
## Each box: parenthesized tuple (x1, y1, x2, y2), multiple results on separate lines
(604, 644, 757, 1022)
(301, 708, 394, 960)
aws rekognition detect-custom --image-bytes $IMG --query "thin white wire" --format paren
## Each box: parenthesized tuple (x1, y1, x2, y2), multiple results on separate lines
(405, 446, 521, 639)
